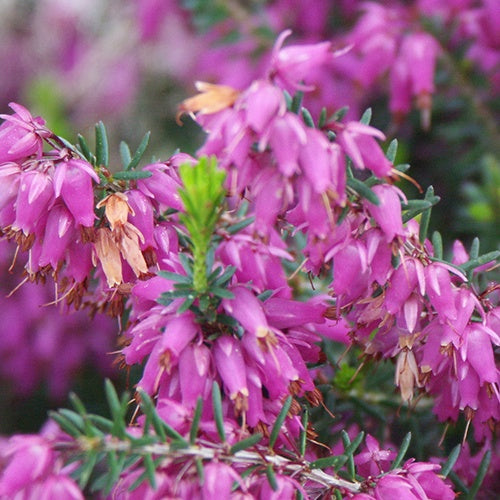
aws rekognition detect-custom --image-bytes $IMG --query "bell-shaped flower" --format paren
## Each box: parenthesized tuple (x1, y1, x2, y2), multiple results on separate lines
(202, 462, 244, 500)
(0, 102, 50, 162)
(269, 29, 339, 91)
(424, 263, 458, 322)
(138, 163, 183, 210)
(178, 343, 211, 409)
(213, 335, 249, 413)
(38, 204, 75, 269)
(365, 184, 406, 241)
(53, 158, 98, 227)
(245, 79, 286, 133)
(385, 258, 425, 315)
(336, 121, 392, 177)
(126, 189, 155, 249)
(14, 169, 54, 235)
(0, 435, 55, 497)
(156, 312, 199, 374)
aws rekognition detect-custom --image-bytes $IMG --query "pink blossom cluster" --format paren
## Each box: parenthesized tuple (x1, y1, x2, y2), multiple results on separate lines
(0, 425, 83, 499)
(177, 34, 499, 440)
(0, 24, 498, 500)
(0, 1, 497, 128)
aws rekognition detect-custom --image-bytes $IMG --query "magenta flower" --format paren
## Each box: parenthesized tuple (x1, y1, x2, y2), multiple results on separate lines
(53, 158, 98, 227)
(213, 335, 249, 413)
(0, 102, 50, 162)
(0, 435, 55, 496)
(269, 29, 343, 91)
(391, 32, 440, 128)
(355, 434, 396, 477)
(202, 462, 244, 499)
(38, 203, 75, 269)
(365, 184, 406, 241)
(14, 168, 54, 235)
(336, 121, 393, 177)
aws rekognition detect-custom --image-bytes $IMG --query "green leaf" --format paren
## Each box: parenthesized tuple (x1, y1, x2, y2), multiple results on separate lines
(49, 410, 82, 438)
(329, 106, 349, 122)
(432, 231, 443, 260)
(87, 414, 114, 433)
(266, 465, 279, 491)
(341, 431, 356, 480)
(95, 121, 109, 168)
(78, 134, 95, 164)
(157, 271, 192, 284)
(347, 178, 380, 205)
(419, 186, 435, 243)
(212, 381, 226, 442)
(391, 432, 411, 469)
(213, 265, 236, 287)
(69, 393, 98, 437)
(301, 107, 315, 128)
(291, 91, 304, 114)
(386, 139, 398, 163)
(470, 237, 480, 260)
(226, 216, 255, 235)
(360, 108, 372, 125)
(230, 433, 263, 454)
(318, 107, 327, 128)
(78, 450, 99, 490)
(104, 379, 128, 439)
(113, 170, 153, 180)
(189, 397, 203, 444)
(143, 454, 157, 489)
(465, 450, 491, 500)
(119, 141, 132, 168)
(126, 131, 151, 170)
(268, 396, 292, 449)
(211, 287, 235, 299)
(440, 444, 461, 478)
(459, 250, 500, 272)
(310, 455, 347, 470)
(177, 296, 196, 313)
(342, 431, 365, 456)
(401, 196, 440, 224)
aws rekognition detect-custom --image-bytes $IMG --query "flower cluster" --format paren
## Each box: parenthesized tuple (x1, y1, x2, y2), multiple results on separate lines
(0, 19, 498, 500)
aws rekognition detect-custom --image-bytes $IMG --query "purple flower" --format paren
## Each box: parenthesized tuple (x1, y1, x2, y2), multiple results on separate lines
(336, 121, 393, 177)
(14, 168, 54, 235)
(53, 158, 98, 227)
(365, 184, 406, 241)
(0, 102, 50, 162)
(202, 462, 244, 499)
(213, 335, 249, 413)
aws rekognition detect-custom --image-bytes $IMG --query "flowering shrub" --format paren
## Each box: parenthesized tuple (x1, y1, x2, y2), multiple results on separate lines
(0, 7, 499, 500)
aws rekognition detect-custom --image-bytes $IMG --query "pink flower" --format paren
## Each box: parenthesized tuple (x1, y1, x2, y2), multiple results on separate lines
(53, 158, 98, 227)
(14, 168, 54, 235)
(38, 203, 75, 269)
(355, 434, 396, 477)
(213, 335, 249, 413)
(202, 462, 243, 499)
(0, 435, 54, 497)
(365, 184, 406, 241)
(269, 30, 340, 91)
(336, 121, 392, 177)
(0, 103, 50, 162)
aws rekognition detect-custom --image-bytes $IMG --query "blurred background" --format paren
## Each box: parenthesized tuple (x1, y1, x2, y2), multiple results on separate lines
(0, 0, 498, 436)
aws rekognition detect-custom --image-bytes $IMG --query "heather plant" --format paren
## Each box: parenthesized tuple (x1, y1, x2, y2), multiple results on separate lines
(1, 1, 498, 247)
(0, 27, 498, 499)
